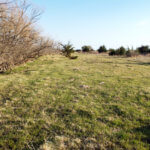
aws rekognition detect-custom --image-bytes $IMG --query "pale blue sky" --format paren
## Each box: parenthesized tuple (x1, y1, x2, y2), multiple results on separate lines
(31, 0, 150, 49)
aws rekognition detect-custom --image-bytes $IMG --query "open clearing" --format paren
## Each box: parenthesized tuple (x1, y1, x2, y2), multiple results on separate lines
(0, 54, 150, 149)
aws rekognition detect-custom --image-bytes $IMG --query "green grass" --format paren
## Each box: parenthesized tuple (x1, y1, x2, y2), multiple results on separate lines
(0, 54, 150, 149)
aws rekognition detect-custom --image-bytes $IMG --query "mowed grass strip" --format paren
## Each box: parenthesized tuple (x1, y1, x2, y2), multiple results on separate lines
(0, 54, 150, 149)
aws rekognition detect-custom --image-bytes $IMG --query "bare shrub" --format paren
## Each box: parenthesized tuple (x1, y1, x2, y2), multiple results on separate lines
(126, 50, 139, 57)
(0, 0, 54, 72)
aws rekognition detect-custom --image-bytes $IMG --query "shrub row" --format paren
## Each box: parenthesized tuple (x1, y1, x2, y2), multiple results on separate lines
(109, 46, 150, 56)
(75, 45, 150, 57)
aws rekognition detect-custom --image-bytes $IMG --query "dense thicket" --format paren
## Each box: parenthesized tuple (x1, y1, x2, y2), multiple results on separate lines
(0, 0, 54, 72)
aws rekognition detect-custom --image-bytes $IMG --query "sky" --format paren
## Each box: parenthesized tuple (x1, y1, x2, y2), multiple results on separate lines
(31, 0, 150, 49)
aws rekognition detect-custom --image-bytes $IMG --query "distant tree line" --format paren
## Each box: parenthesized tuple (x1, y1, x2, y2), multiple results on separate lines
(108, 46, 150, 56)
(75, 45, 150, 57)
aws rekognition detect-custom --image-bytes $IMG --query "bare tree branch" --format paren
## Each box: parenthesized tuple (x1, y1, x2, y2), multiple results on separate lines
(0, 0, 54, 72)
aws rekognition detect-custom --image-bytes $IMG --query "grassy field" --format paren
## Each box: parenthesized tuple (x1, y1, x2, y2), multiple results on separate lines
(0, 53, 150, 150)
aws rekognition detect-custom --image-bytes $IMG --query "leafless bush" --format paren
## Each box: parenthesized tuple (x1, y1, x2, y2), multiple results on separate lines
(0, 0, 54, 72)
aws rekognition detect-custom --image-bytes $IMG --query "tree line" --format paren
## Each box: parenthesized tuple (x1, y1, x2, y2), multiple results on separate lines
(77, 45, 150, 56)
(61, 43, 150, 59)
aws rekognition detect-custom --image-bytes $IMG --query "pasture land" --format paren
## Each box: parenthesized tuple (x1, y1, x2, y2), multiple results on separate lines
(0, 54, 150, 149)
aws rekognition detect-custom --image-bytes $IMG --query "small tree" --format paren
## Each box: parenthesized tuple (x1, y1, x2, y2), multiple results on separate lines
(137, 46, 150, 54)
(82, 45, 93, 52)
(61, 42, 77, 59)
(109, 49, 116, 56)
(126, 50, 132, 57)
(98, 45, 107, 53)
(116, 47, 126, 55)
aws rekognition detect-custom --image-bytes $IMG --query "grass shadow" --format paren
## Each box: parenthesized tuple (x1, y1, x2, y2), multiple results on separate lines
(134, 125, 150, 144)
(100, 61, 150, 66)
(138, 62, 150, 66)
